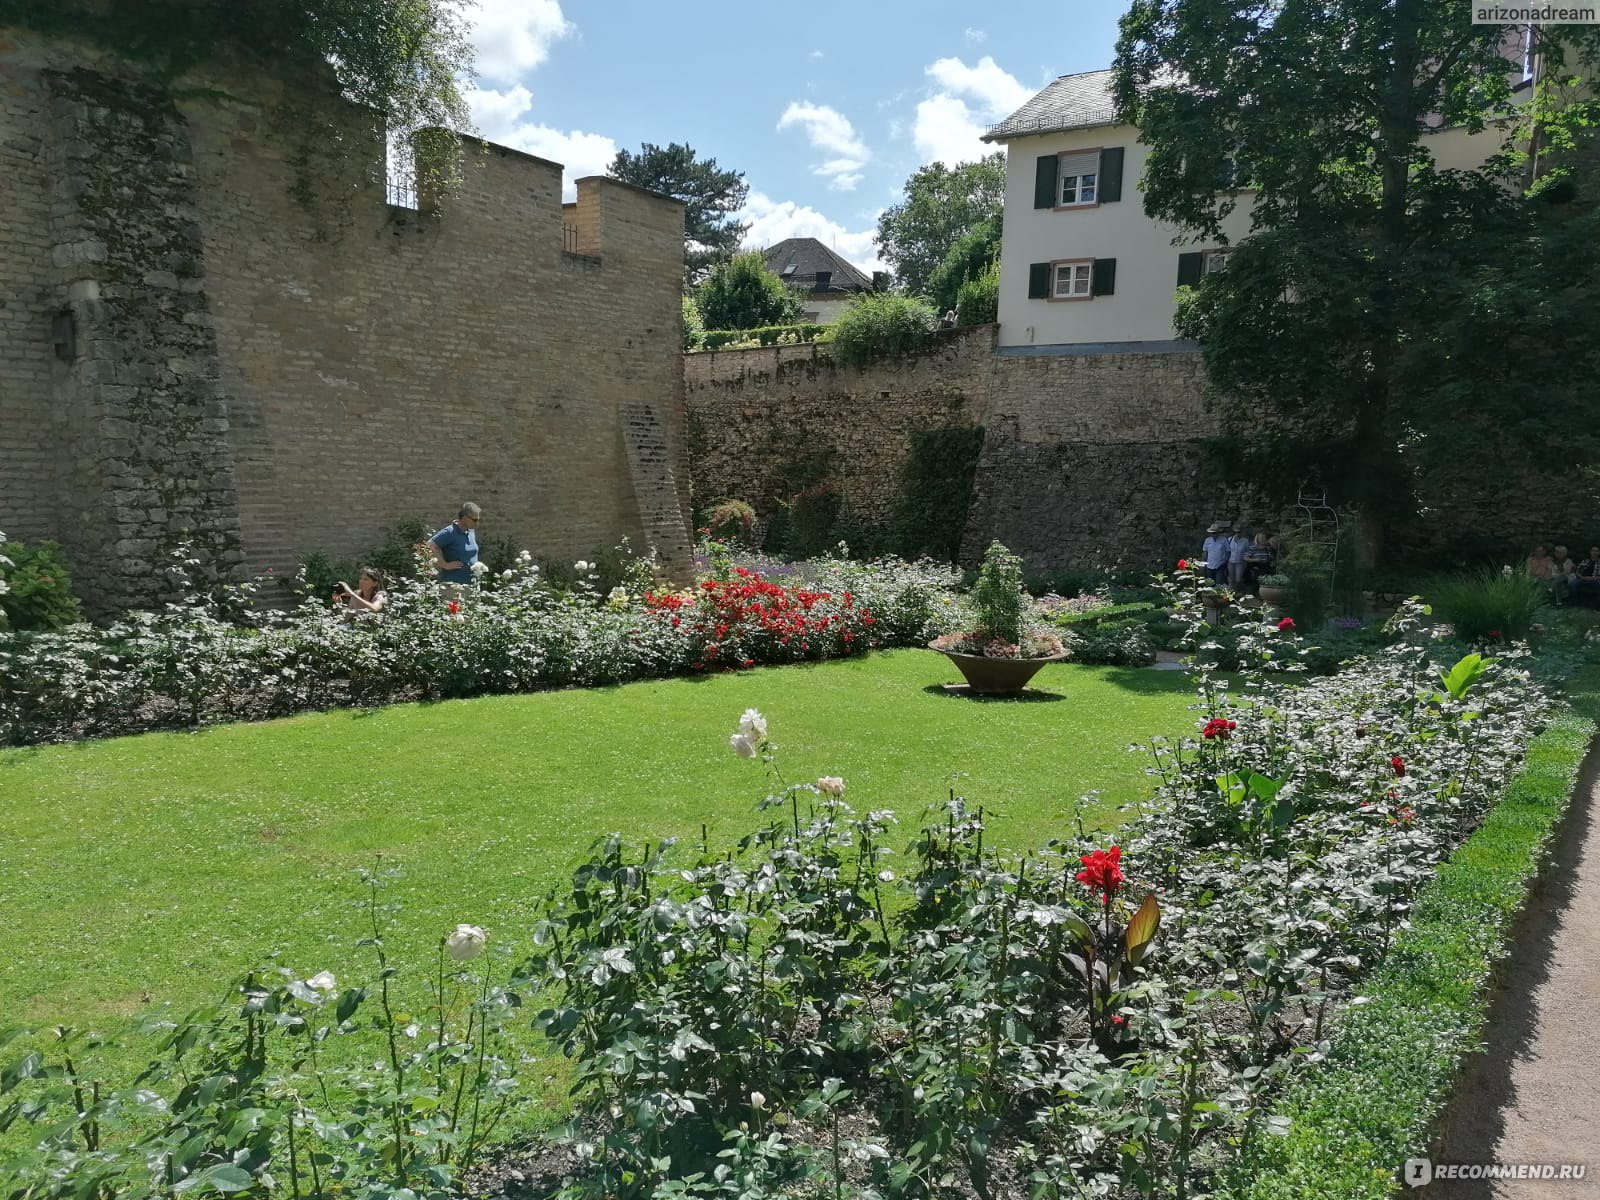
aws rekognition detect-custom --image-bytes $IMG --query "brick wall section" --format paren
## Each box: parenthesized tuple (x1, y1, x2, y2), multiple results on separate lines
(0, 28, 690, 610)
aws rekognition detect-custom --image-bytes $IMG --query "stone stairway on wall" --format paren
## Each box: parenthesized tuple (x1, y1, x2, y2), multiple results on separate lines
(620, 402, 693, 580)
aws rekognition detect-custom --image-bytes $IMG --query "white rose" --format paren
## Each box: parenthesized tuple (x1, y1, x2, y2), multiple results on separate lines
(445, 923, 488, 961)
(307, 970, 337, 992)
(470, 560, 488, 576)
(877, 869, 896, 883)
(500, 569, 513, 580)
(750, 1091, 766, 1110)
(729, 732, 758, 759)
(738, 708, 768, 741)
(575, 560, 592, 572)
(816, 776, 846, 797)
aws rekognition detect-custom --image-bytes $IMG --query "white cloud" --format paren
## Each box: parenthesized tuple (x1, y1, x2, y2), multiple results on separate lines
(911, 55, 1030, 167)
(467, 85, 617, 201)
(777, 101, 871, 191)
(964, 27, 988, 44)
(469, 0, 575, 85)
(925, 55, 1033, 118)
(911, 94, 989, 168)
(739, 190, 885, 274)
(810, 49, 824, 59)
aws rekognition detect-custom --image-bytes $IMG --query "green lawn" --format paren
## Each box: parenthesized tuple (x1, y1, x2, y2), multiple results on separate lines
(0, 651, 1195, 1024)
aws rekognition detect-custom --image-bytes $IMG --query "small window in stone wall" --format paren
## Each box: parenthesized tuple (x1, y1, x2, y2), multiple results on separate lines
(386, 133, 419, 210)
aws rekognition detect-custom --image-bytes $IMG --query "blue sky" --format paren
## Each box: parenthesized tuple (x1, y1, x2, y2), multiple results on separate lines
(463, 0, 1126, 270)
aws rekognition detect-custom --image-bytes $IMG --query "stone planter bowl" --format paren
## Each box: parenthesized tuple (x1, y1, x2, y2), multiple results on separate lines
(931, 645, 1069, 695)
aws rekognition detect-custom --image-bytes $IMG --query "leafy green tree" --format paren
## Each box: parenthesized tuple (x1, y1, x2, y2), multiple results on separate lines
(1115, 0, 1600, 536)
(926, 215, 1002, 315)
(695, 252, 804, 331)
(828, 293, 937, 366)
(955, 260, 999, 326)
(876, 154, 1006, 297)
(681, 293, 705, 351)
(608, 142, 750, 281)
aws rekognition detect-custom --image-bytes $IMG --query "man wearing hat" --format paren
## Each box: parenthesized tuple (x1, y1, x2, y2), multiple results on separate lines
(1202, 522, 1231, 583)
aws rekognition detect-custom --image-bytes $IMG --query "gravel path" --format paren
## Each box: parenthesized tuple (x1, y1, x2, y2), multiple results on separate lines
(1425, 748, 1600, 1199)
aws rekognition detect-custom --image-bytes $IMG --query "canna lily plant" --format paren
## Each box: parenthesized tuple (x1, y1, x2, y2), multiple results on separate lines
(1057, 845, 1162, 1047)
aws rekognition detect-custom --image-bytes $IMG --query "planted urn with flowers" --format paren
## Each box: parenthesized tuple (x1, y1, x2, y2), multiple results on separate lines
(930, 540, 1070, 694)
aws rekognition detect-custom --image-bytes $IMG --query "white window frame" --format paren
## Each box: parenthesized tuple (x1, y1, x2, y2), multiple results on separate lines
(1050, 259, 1094, 301)
(1203, 249, 1232, 275)
(1055, 149, 1102, 209)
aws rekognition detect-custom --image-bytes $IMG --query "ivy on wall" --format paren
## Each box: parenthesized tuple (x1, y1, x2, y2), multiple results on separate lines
(890, 426, 986, 561)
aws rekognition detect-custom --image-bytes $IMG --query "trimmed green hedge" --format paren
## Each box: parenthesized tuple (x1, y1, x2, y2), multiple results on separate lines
(1227, 665, 1600, 1200)
(698, 323, 829, 351)
(1047, 600, 1158, 629)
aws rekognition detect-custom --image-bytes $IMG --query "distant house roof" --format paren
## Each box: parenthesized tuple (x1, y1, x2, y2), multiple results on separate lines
(982, 69, 1120, 142)
(761, 238, 874, 293)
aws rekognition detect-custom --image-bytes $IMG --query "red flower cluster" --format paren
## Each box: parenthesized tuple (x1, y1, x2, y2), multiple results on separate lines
(1390, 755, 1406, 777)
(645, 567, 877, 669)
(1202, 717, 1237, 740)
(1111, 1014, 1129, 1029)
(1076, 845, 1123, 902)
(447, 599, 461, 615)
(1277, 617, 1295, 631)
(1389, 806, 1416, 826)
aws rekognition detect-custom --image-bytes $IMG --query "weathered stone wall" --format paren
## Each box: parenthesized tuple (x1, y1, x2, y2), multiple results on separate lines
(683, 327, 993, 533)
(684, 326, 1229, 569)
(0, 27, 690, 611)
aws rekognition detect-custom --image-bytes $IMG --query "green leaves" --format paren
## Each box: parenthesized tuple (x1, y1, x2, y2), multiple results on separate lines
(1439, 652, 1493, 701)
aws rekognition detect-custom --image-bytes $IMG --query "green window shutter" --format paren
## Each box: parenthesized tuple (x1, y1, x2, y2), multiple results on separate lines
(1091, 257, 1116, 297)
(1028, 262, 1051, 298)
(1034, 155, 1059, 208)
(1099, 147, 1125, 203)
(1177, 252, 1204, 287)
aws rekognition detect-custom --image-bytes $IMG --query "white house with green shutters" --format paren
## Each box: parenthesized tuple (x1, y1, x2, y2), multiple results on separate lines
(982, 67, 1517, 352)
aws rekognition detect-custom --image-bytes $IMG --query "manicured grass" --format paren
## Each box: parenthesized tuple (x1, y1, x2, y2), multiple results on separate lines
(1227, 664, 1600, 1200)
(0, 650, 1194, 1024)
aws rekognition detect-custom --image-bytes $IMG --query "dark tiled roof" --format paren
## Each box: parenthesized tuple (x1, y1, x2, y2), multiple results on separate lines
(982, 68, 1119, 142)
(761, 238, 874, 292)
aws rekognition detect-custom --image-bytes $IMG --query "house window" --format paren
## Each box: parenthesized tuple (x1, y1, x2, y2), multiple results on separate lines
(1203, 249, 1231, 275)
(1053, 260, 1093, 299)
(1057, 150, 1100, 208)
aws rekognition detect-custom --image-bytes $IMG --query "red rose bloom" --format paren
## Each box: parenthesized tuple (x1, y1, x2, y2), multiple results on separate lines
(1076, 845, 1123, 902)
(1177, 559, 1189, 570)
(447, 599, 461, 615)
(1202, 717, 1237, 740)
(1111, 1014, 1128, 1028)
(1390, 755, 1406, 777)
(1277, 617, 1295, 631)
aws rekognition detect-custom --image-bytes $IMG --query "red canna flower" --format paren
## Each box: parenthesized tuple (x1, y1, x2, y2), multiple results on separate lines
(1076, 845, 1123, 902)
(1111, 1014, 1128, 1028)
(1202, 717, 1237, 740)
(447, 599, 461, 615)
(1277, 617, 1295, 631)
(1390, 755, 1406, 777)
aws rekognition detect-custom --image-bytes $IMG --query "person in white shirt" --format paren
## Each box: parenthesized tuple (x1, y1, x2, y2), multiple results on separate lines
(1202, 523, 1230, 583)
(1228, 527, 1252, 587)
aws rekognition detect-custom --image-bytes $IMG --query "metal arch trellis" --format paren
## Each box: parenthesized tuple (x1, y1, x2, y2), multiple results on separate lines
(1294, 487, 1341, 589)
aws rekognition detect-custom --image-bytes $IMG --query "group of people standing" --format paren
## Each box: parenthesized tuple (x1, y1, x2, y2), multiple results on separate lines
(1200, 522, 1279, 591)
(331, 501, 483, 617)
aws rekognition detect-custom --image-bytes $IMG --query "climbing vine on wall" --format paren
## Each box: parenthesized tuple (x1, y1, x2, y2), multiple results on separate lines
(891, 426, 986, 561)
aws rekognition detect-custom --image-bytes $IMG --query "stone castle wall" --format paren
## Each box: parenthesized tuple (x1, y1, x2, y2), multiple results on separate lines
(0, 28, 690, 611)
(684, 326, 1231, 570)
